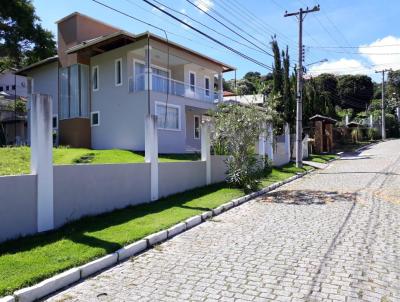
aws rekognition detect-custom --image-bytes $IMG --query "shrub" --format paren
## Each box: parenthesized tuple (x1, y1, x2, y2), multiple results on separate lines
(367, 128, 378, 140)
(211, 102, 276, 191)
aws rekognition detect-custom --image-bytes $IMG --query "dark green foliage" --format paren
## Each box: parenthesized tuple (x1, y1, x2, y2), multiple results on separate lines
(0, 0, 56, 70)
(337, 75, 373, 110)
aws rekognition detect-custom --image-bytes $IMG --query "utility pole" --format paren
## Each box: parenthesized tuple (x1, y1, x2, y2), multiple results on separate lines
(285, 5, 320, 168)
(375, 69, 391, 140)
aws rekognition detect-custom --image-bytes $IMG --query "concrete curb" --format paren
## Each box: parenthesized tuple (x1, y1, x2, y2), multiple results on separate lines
(14, 268, 80, 302)
(80, 253, 118, 279)
(146, 230, 168, 246)
(117, 240, 147, 261)
(4, 168, 316, 302)
(185, 215, 202, 229)
(167, 222, 186, 238)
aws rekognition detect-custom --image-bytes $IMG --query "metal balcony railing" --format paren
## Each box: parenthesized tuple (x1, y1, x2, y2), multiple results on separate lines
(129, 73, 221, 104)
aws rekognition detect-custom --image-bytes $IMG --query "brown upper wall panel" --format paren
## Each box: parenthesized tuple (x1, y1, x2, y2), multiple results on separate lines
(57, 13, 119, 68)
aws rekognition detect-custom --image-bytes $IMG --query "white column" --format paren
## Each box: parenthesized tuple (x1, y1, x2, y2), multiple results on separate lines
(302, 134, 309, 159)
(218, 72, 223, 103)
(144, 45, 152, 91)
(201, 121, 211, 185)
(258, 123, 266, 168)
(285, 123, 291, 162)
(266, 123, 274, 163)
(145, 114, 159, 201)
(30, 94, 54, 232)
(396, 107, 400, 120)
(345, 114, 349, 126)
(369, 114, 373, 128)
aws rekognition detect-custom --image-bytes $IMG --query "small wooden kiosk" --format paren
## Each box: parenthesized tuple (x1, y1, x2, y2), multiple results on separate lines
(309, 114, 337, 153)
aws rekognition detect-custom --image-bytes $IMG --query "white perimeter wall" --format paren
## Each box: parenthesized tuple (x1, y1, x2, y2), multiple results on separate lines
(0, 155, 228, 242)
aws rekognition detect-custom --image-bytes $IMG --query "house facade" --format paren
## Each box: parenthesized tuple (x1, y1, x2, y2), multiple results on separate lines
(17, 12, 234, 153)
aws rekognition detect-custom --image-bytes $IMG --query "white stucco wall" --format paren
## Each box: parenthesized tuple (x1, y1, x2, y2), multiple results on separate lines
(90, 41, 218, 153)
(24, 62, 59, 116)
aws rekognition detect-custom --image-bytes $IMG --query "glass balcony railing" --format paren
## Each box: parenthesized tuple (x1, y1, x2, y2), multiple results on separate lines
(129, 73, 221, 104)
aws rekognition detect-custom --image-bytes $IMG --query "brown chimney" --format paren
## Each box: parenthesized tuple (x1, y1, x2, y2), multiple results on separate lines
(57, 12, 119, 67)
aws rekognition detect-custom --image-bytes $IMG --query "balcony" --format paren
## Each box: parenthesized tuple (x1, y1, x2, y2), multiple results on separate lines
(129, 73, 221, 104)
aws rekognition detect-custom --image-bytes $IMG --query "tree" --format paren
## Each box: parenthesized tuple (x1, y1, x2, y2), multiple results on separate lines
(282, 46, 294, 124)
(270, 38, 283, 95)
(211, 102, 276, 191)
(337, 75, 373, 110)
(0, 0, 56, 70)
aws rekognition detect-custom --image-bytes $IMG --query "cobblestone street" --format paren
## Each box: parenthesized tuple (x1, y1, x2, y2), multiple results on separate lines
(47, 140, 400, 302)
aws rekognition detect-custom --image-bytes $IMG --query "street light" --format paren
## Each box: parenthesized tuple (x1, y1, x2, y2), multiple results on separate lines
(305, 58, 328, 67)
(303, 59, 328, 74)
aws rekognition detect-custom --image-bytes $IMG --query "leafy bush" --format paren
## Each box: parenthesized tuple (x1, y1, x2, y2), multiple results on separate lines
(351, 128, 363, 142)
(367, 128, 378, 140)
(211, 102, 276, 191)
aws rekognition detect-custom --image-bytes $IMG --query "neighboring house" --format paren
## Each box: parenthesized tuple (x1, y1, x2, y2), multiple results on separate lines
(223, 93, 266, 106)
(0, 96, 28, 145)
(17, 12, 234, 153)
(0, 70, 28, 99)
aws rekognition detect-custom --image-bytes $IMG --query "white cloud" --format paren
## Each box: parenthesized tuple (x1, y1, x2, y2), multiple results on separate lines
(308, 36, 400, 80)
(308, 58, 370, 77)
(194, 0, 214, 12)
(359, 35, 400, 71)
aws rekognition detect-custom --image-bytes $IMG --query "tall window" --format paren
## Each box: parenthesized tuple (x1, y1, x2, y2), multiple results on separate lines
(194, 115, 200, 139)
(92, 65, 99, 91)
(156, 103, 180, 130)
(59, 64, 89, 120)
(189, 71, 195, 92)
(115, 58, 122, 86)
(134, 61, 145, 91)
(204, 77, 210, 97)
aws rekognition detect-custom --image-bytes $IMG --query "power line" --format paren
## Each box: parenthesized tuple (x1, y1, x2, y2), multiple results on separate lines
(221, 0, 297, 49)
(184, 0, 274, 57)
(148, 0, 273, 56)
(308, 44, 400, 49)
(142, 0, 273, 70)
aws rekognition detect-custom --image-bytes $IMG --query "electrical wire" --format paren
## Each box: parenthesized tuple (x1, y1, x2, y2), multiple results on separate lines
(142, 0, 273, 70)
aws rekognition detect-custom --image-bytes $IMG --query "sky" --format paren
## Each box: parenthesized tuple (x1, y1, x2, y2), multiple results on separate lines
(33, 0, 400, 82)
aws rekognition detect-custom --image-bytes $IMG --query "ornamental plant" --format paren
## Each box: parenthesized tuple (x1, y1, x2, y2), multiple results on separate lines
(211, 102, 276, 191)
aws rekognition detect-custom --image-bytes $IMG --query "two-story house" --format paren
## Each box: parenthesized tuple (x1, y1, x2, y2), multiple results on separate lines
(17, 12, 234, 153)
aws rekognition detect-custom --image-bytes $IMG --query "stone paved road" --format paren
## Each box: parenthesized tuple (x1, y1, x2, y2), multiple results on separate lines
(47, 140, 400, 302)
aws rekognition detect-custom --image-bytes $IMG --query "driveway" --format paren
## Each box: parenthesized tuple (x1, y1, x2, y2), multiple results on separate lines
(47, 140, 400, 302)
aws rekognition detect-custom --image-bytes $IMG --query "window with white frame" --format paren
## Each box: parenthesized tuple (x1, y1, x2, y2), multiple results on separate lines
(194, 115, 200, 139)
(92, 66, 99, 91)
(189, 71, 195, 92)
(204, 76, 210, 97)
(91, 111, 100, 126)
(115, 58, 122, 86)
(155, 103, 180, 130)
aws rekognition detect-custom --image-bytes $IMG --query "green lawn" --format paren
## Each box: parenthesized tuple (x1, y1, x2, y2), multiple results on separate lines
(0, 162, 310, 296)
(307, 154, 338, 164)
(0, 147, 200, 176)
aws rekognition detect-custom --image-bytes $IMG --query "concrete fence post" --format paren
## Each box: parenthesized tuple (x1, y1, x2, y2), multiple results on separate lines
(266, 123, 274, 164)
(145, 114, 159, 201)
(302, 134, 309, 159)
(30, 93, 54, 232)
(284, 123, 291, 162)
(201, 121, 211, 185)
(258, 123, 266, 168)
